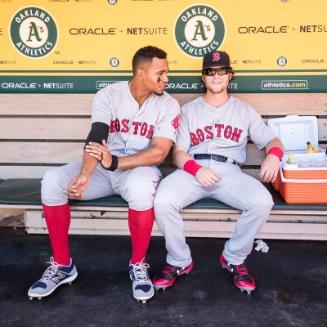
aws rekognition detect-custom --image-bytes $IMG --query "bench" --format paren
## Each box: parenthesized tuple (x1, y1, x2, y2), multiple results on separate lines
(0, 93, 327, 240)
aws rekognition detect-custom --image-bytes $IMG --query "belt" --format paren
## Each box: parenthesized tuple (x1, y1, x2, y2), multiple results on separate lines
(194, 154, 239, 166)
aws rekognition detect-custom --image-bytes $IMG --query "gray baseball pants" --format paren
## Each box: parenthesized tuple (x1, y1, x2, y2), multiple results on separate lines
(41, 160, 162, 211)
(154, 159, 273, 267)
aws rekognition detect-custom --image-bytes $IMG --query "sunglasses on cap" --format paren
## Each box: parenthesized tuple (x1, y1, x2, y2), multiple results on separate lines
(202, 67, 232, 76)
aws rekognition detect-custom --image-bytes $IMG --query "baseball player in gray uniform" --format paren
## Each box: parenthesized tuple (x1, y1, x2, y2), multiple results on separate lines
(153, 50, 284, 294)
(28, 46, 180, 303)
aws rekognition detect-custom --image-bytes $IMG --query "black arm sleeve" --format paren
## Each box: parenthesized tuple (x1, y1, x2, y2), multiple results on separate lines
(85, 122, 109, 146)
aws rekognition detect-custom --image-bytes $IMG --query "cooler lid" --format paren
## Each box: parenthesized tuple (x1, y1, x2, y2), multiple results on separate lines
(268, 115, 318, 152)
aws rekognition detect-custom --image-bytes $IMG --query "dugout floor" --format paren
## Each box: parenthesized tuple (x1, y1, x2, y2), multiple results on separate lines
(1, 228, 327, 327)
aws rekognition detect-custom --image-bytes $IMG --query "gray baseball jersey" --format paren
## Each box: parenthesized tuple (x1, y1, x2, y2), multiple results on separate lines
(92, 81, 181, 156)
(177, 96, 276, 163)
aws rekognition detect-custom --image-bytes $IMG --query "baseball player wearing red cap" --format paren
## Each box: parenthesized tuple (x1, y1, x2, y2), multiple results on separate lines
(28, 46, 180, 303)
(153, 50, 284, 294)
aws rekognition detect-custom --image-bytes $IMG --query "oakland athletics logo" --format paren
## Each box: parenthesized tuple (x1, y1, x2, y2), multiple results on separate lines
(10, 7, 58, 58)
(175, 4, 225, 57)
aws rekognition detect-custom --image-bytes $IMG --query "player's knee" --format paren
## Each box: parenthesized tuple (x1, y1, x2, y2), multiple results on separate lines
(126, 183, 156, 211)
(250, 190, 274, 215)
(154, 187, 180, 218)
(41, 169, 68, 205)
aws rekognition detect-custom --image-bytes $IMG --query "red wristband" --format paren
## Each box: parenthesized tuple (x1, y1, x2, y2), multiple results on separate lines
(268, 147, 284, 161)
(183, 160, 202, 176)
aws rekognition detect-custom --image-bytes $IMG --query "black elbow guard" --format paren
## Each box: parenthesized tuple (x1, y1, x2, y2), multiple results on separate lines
(85, 122, 109, 146)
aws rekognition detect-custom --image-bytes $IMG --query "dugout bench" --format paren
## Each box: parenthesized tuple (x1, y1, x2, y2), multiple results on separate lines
(0, 93, 326, 239)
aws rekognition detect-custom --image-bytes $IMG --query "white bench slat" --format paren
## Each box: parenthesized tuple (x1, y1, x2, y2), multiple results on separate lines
(0, 118, 90, 140)
(0, 94, 93, 116)
(235, 93, 327, 116)
(1, 141, 325, 167)
(175, 93, 327, 115)
(24, 211, 327, 240)
(0, 142, 264, 164)
(1, 93, 327, 116)
(0, 142, 83, 164)
(0, 117, 326, 140)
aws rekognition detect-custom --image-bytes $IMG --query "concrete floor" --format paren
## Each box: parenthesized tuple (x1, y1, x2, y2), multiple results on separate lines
(1, 228, 327, 327)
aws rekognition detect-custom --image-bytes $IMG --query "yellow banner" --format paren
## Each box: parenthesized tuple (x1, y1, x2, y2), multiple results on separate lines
(0, 0, 326, 72)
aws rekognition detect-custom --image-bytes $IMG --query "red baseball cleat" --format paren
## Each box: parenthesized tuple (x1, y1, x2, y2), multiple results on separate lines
(153, 262, 193, 291)
(220, 254, 256, 295)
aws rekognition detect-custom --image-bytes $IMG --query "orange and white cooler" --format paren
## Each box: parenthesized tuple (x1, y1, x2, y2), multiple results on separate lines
(268, 115, 327, 204)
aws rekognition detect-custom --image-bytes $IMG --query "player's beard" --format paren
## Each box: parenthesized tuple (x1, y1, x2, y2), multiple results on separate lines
(206, 83, 227, 95)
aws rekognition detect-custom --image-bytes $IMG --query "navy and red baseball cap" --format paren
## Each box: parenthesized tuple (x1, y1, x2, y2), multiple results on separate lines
(202, 51, 231, 70)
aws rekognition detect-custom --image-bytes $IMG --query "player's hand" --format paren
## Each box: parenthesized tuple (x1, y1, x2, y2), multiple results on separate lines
(259, 154, 280, 183)
(68, 173, 89, 199)
(195, 167, 221, 187)
(84, 140, 112, 169)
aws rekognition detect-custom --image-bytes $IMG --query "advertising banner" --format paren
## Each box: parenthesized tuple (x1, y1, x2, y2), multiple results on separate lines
(0, 0, 326, 93)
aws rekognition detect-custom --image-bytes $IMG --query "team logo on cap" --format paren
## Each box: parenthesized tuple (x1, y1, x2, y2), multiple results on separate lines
(174, 4, 225, 58)
(10, 7, 58, 58)
(212, 52, 220, 62)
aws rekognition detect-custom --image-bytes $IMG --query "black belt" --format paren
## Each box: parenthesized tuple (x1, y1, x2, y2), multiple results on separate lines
(194, 154, 239, 166)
